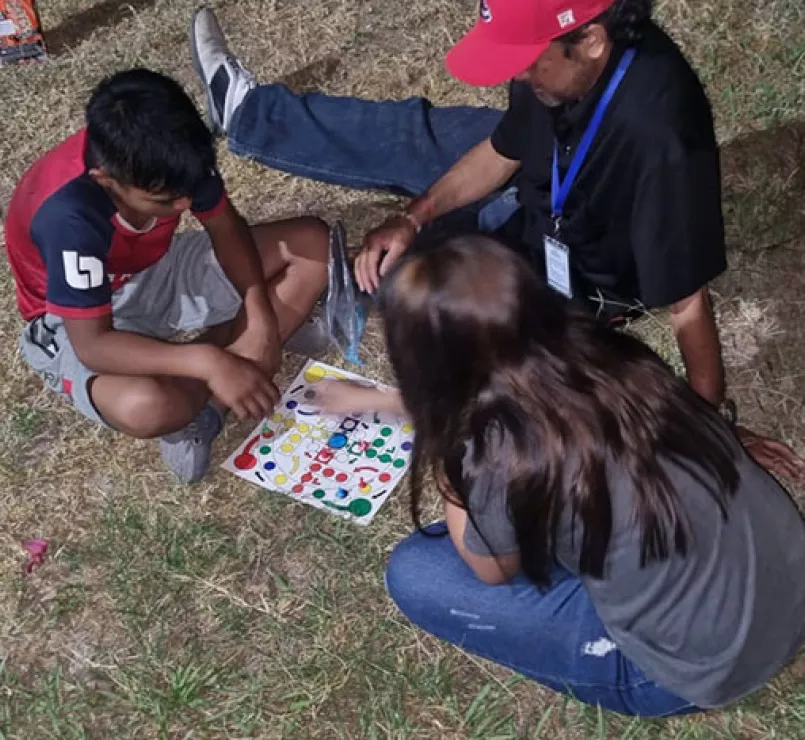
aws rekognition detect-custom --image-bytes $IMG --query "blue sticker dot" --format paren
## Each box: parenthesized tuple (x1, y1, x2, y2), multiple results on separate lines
(336, 488, 349, 499)
(286, 400, 298, 410)
(329, 433, 348, 449)
(264, 461, 276, 471)
(401, 441, 413, 451)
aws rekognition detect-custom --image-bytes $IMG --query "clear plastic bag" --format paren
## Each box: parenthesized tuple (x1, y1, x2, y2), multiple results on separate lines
(324, 221, 368, 365)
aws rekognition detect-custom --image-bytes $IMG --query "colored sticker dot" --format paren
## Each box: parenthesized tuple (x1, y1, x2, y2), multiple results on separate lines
(323, 468, 335, 478)
(259, 445, 271, 455)
(329, 433, 348, 449)
(292, 484, 304, 494)
(402, 423, 413, 434)
(393, 459, 406, 469)
(283, 418, 295, 428)
(401, 441, 413, 451)
(313, 489, 326, 499)
(304, 365, 326, 383)
(349, 499, 372, 517)
(310, 463, 322, 472)
(275, 474, 288, 485)
(336, 488, 349, 499)
(372, 438, 385, 448)
(379, 454, 392, 464)
(272, 413, 284, 423)
(281, 443, 294, 453)
(286, 400, 298, 410)
(263, 461, 276, 471)
(365, 448, 378, 459)
(359, 485, 371, 494)
(262, 427, 274, 439)
(290, 433, 302, 443)
(336, 473, 349, 483)
(379, 473, 392, 483)
(297, 423, 310, 433)
(381, 427, 393, 437)
(301, 472, 313, 483)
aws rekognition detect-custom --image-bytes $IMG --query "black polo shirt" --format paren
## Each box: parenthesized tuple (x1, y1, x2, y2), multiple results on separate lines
(490, 22, 726, 314)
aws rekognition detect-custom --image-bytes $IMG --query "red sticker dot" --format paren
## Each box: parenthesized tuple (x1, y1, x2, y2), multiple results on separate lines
(292, 484, 305, 494)
(262, 430, 274, 439)
(379, 473, 392, 483)
(301, 472, 313, 483)
(310, 463, 322, 472)
(336, 473, 348, 483)
(323, 468, 335, 478)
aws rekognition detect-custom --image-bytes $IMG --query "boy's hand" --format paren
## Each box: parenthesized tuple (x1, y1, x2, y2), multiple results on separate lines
(206, 349, 280, 420)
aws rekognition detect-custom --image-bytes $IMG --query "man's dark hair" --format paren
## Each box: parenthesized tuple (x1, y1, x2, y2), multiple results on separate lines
(560, 0, 653, 51)
(85, 68, 215, 196)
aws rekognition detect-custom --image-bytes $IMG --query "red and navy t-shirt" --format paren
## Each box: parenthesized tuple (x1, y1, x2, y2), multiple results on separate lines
(5, 129, 228, 321)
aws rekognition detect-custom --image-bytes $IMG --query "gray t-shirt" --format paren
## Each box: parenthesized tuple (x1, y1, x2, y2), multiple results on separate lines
(462, 440, 805, 708)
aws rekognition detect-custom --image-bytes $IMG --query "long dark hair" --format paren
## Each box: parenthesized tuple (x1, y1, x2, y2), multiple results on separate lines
(379, 235, 739, 586)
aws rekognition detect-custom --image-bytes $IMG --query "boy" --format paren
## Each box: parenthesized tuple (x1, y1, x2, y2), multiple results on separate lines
(5, 68, 329, 482)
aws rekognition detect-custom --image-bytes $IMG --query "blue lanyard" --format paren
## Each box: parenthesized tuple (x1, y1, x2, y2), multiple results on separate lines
(551, 47, 637, 233)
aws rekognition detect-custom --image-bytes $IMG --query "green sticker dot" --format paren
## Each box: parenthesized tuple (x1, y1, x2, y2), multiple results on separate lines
(381, 427, 393, 437)
(259, 446, 271, 455)
(393, 458, 406, 469)
(372, 438, 385, 448)
(379, 454, 392, 464)
(312, 489, 326, 499)
(349, 499, 372, 517)
(365, 448, 378, 458)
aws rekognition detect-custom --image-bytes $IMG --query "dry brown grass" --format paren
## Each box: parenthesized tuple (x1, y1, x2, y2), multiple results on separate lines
(1, 0, 804, 737)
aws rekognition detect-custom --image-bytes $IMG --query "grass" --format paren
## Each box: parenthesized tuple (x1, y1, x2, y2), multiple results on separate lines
(1, 0, 805, 736)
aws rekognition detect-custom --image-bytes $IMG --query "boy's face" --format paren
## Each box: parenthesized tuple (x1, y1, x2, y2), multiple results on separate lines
(89, 169, 192, 218)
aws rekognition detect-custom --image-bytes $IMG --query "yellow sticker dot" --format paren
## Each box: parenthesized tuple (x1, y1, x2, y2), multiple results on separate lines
(402, 423, 413, 434)
(304, 364, 325, 383)
(275, 474, 288, 486)
(360, 485, 371, 494)
(281, 443, 294, 453)
(272, 413, 284, 423)
(297, 423, 310, 433)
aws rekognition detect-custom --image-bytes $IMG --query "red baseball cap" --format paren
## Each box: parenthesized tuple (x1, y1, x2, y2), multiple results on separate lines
(446, 0, 616, 86)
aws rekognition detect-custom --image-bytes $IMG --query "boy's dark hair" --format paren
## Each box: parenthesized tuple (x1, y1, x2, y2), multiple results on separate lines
(560, 0, 653, 53)
(85, 68, 215, 197)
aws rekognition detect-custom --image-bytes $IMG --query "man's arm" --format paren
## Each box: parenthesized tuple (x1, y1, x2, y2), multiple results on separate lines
(201, 200, 282, 372)
(405, 139, 520, 228)
(355, 140, 520, 293)
(668, 286, 724, 406)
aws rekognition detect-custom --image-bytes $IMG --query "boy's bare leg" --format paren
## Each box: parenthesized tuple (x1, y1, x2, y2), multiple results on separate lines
(87, 216, 329, 481)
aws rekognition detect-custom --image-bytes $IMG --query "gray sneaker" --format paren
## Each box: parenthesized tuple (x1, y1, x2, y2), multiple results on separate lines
(159, 403, 224, 484)
(189, 7, 255, 135)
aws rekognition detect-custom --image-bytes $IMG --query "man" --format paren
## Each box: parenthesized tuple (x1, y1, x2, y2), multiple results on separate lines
(189, 2, 802, 477)
(5, 69, 329, 483)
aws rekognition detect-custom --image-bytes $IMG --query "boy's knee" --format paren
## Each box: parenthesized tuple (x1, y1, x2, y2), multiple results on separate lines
(294, 216, 331, 266)
(105, 380, 193, 438)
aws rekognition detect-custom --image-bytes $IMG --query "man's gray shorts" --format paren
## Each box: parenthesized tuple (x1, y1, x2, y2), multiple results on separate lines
(19, 231, 242, 426)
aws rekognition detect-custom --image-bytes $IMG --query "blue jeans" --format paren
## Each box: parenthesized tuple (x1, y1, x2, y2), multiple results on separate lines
(228, 85, 503, 197)
(385, 523, 699, 718)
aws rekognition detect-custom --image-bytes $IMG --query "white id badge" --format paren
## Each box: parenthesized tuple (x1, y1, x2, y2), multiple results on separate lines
(544, 235, 572, 298)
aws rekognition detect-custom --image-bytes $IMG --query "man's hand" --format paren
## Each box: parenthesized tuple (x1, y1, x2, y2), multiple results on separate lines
(354, 215, 417, 294)
(736, 426, 805, 482)
(205, 349, 279, 420)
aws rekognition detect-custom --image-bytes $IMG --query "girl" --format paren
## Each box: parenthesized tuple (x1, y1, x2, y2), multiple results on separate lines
(317, 235, 805, 717)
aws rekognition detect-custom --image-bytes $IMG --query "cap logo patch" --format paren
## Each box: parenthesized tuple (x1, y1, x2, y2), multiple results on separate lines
(557, 9, 576, 28)
(479, 0, 493, 22)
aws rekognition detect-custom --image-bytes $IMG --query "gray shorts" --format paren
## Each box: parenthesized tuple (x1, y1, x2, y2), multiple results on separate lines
(19, 231, 242, 425)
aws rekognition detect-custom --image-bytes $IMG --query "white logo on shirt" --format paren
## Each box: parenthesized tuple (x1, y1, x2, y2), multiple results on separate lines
(62, 251, 104, 290)
(557, 9, 576, 28)
(479, 0, 492, 22)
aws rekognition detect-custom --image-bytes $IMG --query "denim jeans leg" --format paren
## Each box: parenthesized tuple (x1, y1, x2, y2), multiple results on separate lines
(227, 85, 504, 196)
(385, 524, 699, 718)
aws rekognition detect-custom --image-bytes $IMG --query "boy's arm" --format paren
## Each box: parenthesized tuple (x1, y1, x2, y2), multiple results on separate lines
(200, 199, 282, 375)
(64, 314, 278, 419)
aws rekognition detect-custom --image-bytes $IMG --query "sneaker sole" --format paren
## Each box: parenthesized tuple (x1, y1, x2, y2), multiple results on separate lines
(189, 8, 223, 136)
